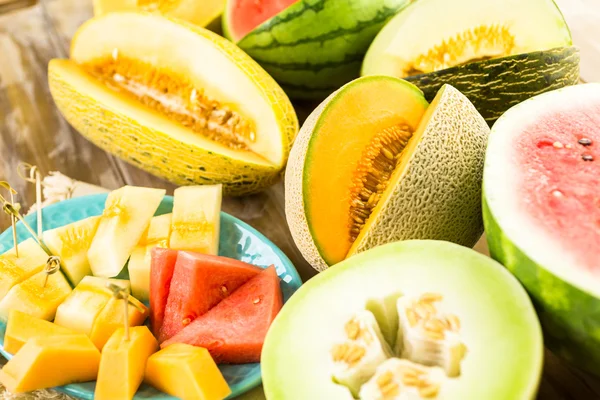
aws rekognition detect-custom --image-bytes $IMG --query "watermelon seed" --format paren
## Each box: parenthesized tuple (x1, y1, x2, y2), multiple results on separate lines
(182, 317, 192, 326)
(566, 144, 573, 149)
(579, 138, 593, 146)
(553, 141, 564, 149)
(582, 154, 594, 162)
(552, 190, 563, 198)
(220, 285, 228, 294)
(253, 297, 261, 304)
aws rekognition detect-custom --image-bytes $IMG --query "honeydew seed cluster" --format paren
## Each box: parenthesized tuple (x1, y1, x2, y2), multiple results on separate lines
(330, 293, 467, 398)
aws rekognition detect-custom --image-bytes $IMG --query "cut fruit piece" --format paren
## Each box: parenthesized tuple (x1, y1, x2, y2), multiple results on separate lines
(145, 343, 231, 400)
(159, 251, 261, 342)
(482, 83, 600, 375)
(129, 213, 172, 301)
(0, 334, 100, 393)
(286, 76, 489, 270)
(0, 269, 72, 322)
(149, 247, 179, 338)
(42, 216, 101, 285)
(48, 12, 298, 196)
(95, 326, 158, 400)
(54, 276, 130, 335)
(93, 0, 225, 28)
(89, 294, 149, 350)
(330, 310, 393, 396)
(229, 0, 412, 99)
(4, 310, 76, 355)
(88, 185, 165, 277)
(161, 265, 283, 363)
(0, 238, 50, 300)
(169, 185, 221, 254)
(365, 292, 402, 355)
(362, 0, 578, 124)
(261, 241, 544, 400)
(359, 358, 446, 399)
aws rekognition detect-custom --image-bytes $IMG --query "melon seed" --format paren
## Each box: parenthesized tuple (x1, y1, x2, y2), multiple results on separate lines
(82, 55, 257, 151)
(171, 219, 214, 235)
(345, 319, 361, 340)
(348, 124, 413, 242)
(331, 343, 366, 365)
(406, 24, 515, 75)
(582, 154, 594, 162)
(579, 138, 593, 146)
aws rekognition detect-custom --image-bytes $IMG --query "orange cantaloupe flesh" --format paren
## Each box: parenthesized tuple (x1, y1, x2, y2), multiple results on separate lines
(95, 326, 158, 400)
(89, 295, 149, 350)
(304, 77, 428, 265)
(4, 310, 76, 355)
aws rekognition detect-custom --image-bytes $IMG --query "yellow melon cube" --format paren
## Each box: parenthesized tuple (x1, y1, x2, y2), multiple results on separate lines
(0, 269, 71, 322)
(0, 238, 49, 300)
(0, 334, 100, 393)
(145, 343, 231, 400)
(4, 310, 76, 355)
(89, 295, 148, 350)
(95, 326, 158, 400)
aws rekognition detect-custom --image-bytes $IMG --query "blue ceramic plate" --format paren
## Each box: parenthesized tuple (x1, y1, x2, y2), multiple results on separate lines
(0, 194, 302, 399)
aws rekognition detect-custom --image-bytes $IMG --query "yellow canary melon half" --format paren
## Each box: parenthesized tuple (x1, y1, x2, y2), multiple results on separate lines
(93, 0, 225, 29)
(48, 12, 298, 196)
(285, 77, 490, 271)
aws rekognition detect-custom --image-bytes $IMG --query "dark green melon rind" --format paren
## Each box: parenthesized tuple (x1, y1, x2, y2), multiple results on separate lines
(237, 0, 412, 99)
(405, 46, 580, 125)
(482, 193, 600, 375)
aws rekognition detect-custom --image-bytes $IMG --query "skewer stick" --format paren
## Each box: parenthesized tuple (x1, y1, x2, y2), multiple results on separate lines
(106, 283, 131, 342)
(0, 182, 19, 257)
(18, 163, 43, 236)
(43, 256, 60, 288)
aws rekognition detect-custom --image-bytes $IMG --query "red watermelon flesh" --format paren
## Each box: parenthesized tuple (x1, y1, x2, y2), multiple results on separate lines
(516, 106, 600, 272)
(227, 0, 299, 42)
(149, 247, 179, 338)
(159, 251, 262, 343)
(161, 265, 283, 364)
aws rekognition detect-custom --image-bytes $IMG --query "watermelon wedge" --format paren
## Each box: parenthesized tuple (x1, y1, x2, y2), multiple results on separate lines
(483, 83, 600, 375)
(224, 0, 298, 42)
(149, 248, 179, 338)
(161, 265, 283, 364)
(159, 252, 262, 343)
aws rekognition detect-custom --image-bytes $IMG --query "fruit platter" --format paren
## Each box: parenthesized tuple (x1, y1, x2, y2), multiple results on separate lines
(0, 0, 599, 398)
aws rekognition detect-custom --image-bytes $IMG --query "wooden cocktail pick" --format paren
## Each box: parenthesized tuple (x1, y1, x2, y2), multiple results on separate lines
(18, 163, 43, 237)
(0, 181, 19, 257)
(106, 282, 131, 341)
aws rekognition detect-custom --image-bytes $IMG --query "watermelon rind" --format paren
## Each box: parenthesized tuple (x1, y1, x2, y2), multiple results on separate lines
(483, 83, 600, 375)
(233, 0, 413, 99)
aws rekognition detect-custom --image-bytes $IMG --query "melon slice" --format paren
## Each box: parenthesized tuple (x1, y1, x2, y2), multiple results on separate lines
(4, 310, 76, 355)
(261, 241, 543, 399)
(0, 270, 72, 322)
(0, 238, 49, 300)
(159, 251, 261, 343)
(483, 83, 600, 375)
(286, 77, 489, 270)
(223, 0, 298, 42)
(0, 334, 100, 393)
(161, 265, 283, 363)
(54, 276, 130, 335)
(48, 12, 298, 196)
(43, 216, 101, 285)
(145, 343, 231, 400)
(88, 185, 165, 277)
(95, 326, 158, 400)
(129, 213, 172, 301)
(169, 185, 221, 254)
(149, 247, 179, 338)
(93, 0, 225, 28)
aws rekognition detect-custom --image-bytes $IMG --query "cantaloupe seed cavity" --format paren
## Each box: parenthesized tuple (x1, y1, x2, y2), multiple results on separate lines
(331, 292, 467, 398)
(81, 53, 257, 151)
(405, 24, 515, 76)
(58, 227, 93, 258)
(349, 124, 413, 242)
(136, 0, 179, 13)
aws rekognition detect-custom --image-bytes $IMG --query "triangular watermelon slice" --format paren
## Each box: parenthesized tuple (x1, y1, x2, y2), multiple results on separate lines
(159, 251, 262, 343)
(149, 247, 179, 338)
(161, 265, 283, 364)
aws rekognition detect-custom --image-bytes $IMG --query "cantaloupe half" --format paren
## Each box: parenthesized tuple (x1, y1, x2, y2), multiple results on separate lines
(286, 76, 489, 270)
(48, 12, 298, 196)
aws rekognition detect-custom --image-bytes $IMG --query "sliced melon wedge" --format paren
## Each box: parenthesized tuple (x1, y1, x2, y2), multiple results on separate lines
(43, 216, 101, 285)
(48, 12, 298, 195)
(4, 310, 76, 355)
(0, 238, 49, 300)
(170, 185, 221, 254)
(88, 185, 165, 277)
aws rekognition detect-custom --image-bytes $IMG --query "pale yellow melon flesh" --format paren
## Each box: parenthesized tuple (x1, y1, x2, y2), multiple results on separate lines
(0, 239, 50, 300)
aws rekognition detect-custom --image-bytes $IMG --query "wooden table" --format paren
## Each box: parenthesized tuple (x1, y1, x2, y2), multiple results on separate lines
(0, 0, 599, 398)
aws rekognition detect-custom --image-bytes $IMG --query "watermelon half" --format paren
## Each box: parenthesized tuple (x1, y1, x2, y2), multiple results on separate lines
(483, 83, 600, 375)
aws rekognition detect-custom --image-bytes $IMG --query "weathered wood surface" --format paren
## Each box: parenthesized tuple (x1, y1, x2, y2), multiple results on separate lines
(0, 0, 599, 398)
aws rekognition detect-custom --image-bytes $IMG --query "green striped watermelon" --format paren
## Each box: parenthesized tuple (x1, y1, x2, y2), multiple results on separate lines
(483, 83, 600, 375)
(224, 0, 412, 99)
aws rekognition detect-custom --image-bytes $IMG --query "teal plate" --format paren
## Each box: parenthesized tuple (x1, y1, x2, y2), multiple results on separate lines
(0, 194, 302, 399)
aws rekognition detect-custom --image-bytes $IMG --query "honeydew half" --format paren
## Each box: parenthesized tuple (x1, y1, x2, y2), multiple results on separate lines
(262, 240, 543, 399)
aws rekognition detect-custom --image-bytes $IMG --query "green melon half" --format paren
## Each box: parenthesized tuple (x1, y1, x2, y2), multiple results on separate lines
(262, 240, 544, 399)
(483, 83, 600, 375)
(362, 0, 578, 125)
